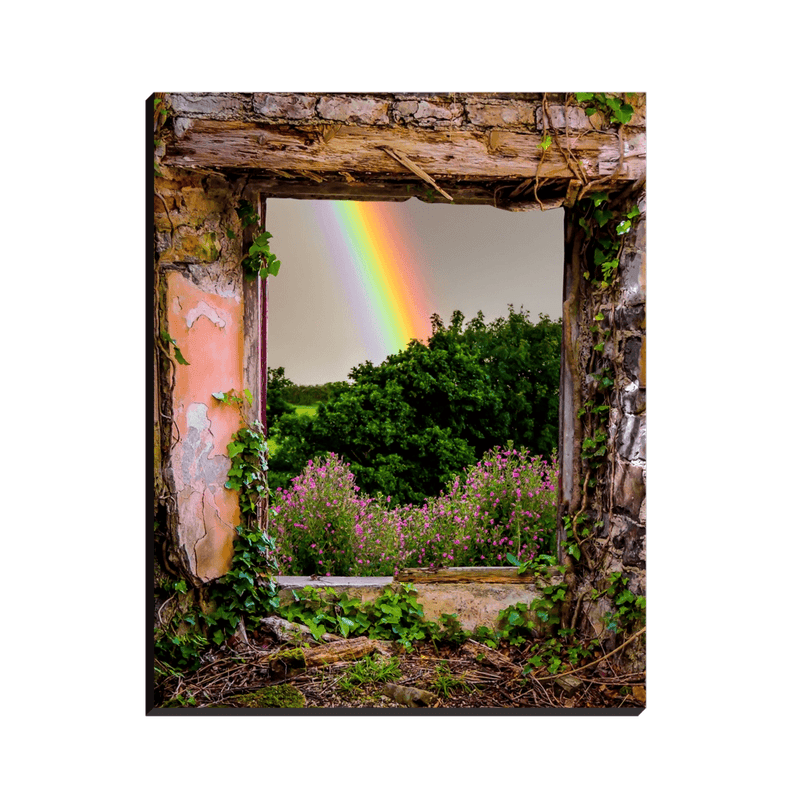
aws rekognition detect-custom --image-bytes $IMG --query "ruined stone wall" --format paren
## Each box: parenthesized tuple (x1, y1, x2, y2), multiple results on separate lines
(560, 187, 646, 665)
(153, 93, 646, 635)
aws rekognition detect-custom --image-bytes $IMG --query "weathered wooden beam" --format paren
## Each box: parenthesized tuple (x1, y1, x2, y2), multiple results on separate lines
(395, 566, 557, 584)
(163, 119, 644, 184)
(248, 178, 499, 205)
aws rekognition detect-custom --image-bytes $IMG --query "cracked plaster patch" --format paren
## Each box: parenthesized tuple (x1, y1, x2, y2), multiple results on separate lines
(186, 300, 227, 330)
(178, 403, 230, 492)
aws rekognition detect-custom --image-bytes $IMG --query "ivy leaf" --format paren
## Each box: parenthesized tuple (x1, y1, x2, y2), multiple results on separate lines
(575, 92, 594, 102)
(627, 205, 640, 219)
(567, 544, 581, 561)
(616, 219, 632, 235)
(614, 104, 634, 124)
(212, 391, 228, 402)
(592, 192, 609, 207)
(243, 388, 254, 405)
(173, 346, 190, 366)
(594, 208, 613, 226)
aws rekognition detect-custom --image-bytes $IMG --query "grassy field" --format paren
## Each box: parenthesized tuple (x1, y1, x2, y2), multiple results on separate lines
(268, 404, 317, 456)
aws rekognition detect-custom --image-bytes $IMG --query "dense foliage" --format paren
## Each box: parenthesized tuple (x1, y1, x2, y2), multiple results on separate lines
(266, 367, 297, 433)
(269, 374, 344, 407)
(268, 307, 561, 505)
(270, 447, 559, 577)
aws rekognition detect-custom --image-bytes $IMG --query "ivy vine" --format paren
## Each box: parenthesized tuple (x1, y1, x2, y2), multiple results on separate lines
(574, 92, 635, 126)
(234, 200, 282, 281)
(558, 181, 646, 643)
(199, 389, 281, 643)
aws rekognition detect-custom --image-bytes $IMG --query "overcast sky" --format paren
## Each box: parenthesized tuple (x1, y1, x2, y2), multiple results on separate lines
(265, 198, 564, 385)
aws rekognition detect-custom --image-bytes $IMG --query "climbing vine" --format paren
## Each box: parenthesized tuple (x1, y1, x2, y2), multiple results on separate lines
(199, 389, 281, 643)
(560, 189, 642, 575)
(574, 92, 635, 126)
(235, 200, 282, 281)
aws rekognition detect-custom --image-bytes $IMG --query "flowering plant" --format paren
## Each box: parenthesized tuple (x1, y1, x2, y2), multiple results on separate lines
(270, 447, 558, 577)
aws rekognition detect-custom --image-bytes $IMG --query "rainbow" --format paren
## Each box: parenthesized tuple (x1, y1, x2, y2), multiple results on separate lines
(310, 200, 435, 363)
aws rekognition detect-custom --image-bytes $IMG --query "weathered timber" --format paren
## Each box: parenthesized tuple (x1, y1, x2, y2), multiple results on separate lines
(253, 178, 500, 205)
(259, 615, 343, 643)
(302, 637, 396, 668)
(380, 683, 437, 708)
(163, 119, 644, 184)
(252, 177, 573, 209)
(395, 566, 555, 584)
(255, 637, 396, 672)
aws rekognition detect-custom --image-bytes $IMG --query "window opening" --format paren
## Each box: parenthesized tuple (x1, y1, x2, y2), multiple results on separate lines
(264, 197, 563, 577)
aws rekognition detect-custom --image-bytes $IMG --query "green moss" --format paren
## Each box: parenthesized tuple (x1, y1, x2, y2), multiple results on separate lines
(228, 684, 305, 708)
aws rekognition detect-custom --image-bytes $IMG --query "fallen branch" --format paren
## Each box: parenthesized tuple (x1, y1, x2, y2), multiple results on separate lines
(249, 637, 397, 673)
(379, 146, 454, 201)
(537, 626, 646, 682)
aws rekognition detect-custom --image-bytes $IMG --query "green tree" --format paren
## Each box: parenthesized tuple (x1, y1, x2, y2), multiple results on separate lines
(268, 308, 561, 505)
(266, 366, 295, 434)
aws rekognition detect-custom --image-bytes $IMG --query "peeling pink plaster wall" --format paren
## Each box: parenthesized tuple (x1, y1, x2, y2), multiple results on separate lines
(167, 271, 244, 581)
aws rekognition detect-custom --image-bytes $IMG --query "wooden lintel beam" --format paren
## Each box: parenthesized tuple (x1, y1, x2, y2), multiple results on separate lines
(245, 179, 498, 205)
(163, 119, 645, 184)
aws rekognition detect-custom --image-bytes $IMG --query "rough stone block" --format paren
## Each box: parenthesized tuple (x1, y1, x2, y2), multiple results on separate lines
(623, 335, 643, 384)
(253, 93, 318, 119)
(168, 93, 246, 118)
(391, 100, 419, 121)
(619, 384, 646, 415)
(392, 99, 463, 127)
(609, 517, 646, 569)
(317, 95, 390, 125)
(616, 414, 646, 462)
(465, 100, 537, 128)
(614, 303, 645, 332)
(535, 104, 592, 131)
(613, 461, 646, 517)
(620, 249, 646, 306)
